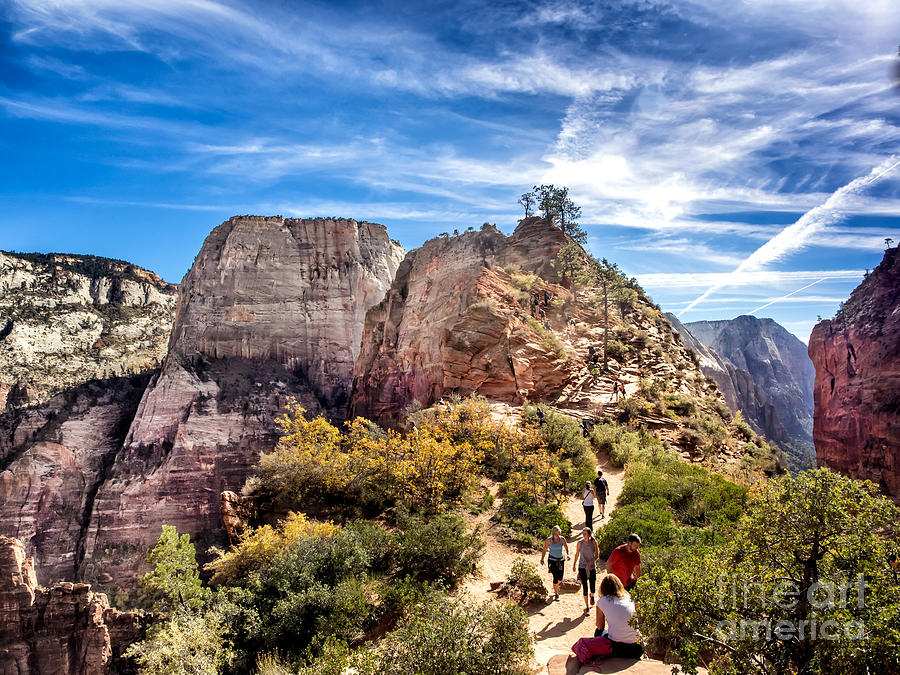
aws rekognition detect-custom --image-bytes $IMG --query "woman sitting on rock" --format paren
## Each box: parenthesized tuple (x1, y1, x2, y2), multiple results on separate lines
(595, 573, 643, 659)
(540, 525, 569, 600)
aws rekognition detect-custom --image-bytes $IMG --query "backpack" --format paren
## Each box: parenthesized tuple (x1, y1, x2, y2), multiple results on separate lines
(572, 635, 612, 664)
(594, 477, 608, 498)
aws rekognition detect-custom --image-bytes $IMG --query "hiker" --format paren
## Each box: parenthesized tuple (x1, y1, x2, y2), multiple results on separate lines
(594, 573, 643, 659)
(540, 525, 570, 601)
(587, 345, 596, 363)
(536, 408, 545, 425)
(582, 481, 597, 530)
(620, 382, 627, 399)
(591, 366, 600, 381)
(613, 380, 621, 402)
(544, 319, 552, 330)
(543, 289, 550, 306)
(594, 470, 609, 519)
(580, 418, 590, 437)
(606, 534, 642, 591)
(573, 527, 600, 613)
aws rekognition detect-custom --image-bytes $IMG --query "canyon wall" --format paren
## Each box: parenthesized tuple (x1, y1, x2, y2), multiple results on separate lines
(0, 536, 144, 675)
(79, 216, 403, 585)
(808, 248, 899, 500)
(0, 251, 176, 410)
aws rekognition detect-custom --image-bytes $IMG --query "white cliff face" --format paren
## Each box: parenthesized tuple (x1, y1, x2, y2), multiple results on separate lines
(0, 251, 176, 408)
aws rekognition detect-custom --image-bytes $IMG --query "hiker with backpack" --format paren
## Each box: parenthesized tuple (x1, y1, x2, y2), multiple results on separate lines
(540, 525, 570, 601)
(581, 481, 597, 530)
(594, 470, 609, 519)
(572, 527, 600, 613)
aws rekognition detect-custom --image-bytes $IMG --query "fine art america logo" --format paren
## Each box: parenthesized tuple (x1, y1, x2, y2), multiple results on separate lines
(715, 575, 867, 641)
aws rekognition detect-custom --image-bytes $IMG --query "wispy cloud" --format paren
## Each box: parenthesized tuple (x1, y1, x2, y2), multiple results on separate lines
(677, 157, 899, 316)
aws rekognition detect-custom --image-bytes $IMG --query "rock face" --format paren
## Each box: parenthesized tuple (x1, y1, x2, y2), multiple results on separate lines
(351, 218, 572, 426)
(809, 248, 899, 500)
(677, 315, 816, 469)
(0, 536, 144, 675)
(0, 251, 176, 410)
(77, 216, 403, 584)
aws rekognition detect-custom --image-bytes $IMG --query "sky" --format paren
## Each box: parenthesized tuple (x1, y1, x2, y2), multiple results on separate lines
(1, 0, 899, 343)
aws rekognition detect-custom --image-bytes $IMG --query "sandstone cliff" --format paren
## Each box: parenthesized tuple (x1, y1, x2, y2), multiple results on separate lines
(0, 251, 176, 409)
(351, 219, 571, 426)
(77, 216, 403, 585)
(809, 248, 899, 500)
(666, 314, 815, 469)
(0, 536, 144, 675)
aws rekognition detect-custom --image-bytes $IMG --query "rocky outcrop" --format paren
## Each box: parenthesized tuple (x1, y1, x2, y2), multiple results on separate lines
(0, 251, 176, 410)
(0, 536, 144, 674)
(75, 217, 403, 585)
(809, 248, 899, 500)
(351, 219, 572, 426)
(676, 315, 815, 469)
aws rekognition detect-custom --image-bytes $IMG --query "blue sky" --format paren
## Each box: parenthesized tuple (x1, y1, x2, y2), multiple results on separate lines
(1, 0, 899, 342)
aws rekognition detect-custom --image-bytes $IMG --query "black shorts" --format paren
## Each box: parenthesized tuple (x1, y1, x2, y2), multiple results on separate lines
(548, 558, 564, 584)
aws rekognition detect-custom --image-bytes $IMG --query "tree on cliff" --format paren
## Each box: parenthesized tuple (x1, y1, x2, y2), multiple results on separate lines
(530, 184, 587, 244)
(635, 469, 900, 675)
(551, 243, 591, 299)
(518, 192, 535, 217)
(592, 258, 621, 370)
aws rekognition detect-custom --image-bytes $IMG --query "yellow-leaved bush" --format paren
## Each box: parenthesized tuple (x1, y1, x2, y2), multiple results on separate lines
(206, 511, 336, 586)
(256, 399, 484, 512)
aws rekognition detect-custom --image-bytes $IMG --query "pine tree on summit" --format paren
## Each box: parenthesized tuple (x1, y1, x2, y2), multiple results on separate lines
(529, 184, 587, 245)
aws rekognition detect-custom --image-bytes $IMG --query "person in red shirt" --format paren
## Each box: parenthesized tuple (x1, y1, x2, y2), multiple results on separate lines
(606, 533, 642, 591)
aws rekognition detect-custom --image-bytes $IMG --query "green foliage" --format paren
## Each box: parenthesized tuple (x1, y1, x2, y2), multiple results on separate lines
(605, 339, 632, 363)
(508, 271, 538, 292)
(667, 393, 699, 417)
(551, 243, 591, 290)
(530, 184, 586, 244)
(596, 497, 680, 557)
(524, 317, 567, 360)
(505, 556, 548, 602)
(499, 497, 571, 541)
(591, 422, 665, 467)
(393, 512, 485, 588)
(140, 525, 209, 614)
(366, 596, 534, 675)
(634, 469, 900, 675)
(124, 611, 234, 675)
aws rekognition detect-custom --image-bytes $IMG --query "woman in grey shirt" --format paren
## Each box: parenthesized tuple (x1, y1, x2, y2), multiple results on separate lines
(572, 527, 599, 613)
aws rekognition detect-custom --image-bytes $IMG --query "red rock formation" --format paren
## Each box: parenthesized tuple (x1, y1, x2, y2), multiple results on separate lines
(351, 218, 576, 426)
(0, 536, 144, 674)
(808, 247, 900, 500)
(76, 216, 403, 585)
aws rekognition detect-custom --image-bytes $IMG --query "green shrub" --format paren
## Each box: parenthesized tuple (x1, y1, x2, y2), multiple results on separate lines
(666, 393, 698, 417)
(605, 340, 632, 363)
(504, 556, 548, 603)
(520, 404, 595, 490)
(124, 611, 234, 675)
(367, 596, 533, 675)
(596, 497, 680, 557)
(591, 422, 665, 467)
(393, 512, 485, 588)
(499, 497, 571, 541)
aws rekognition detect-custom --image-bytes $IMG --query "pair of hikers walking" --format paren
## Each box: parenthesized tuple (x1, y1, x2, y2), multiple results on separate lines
(582, 470, 609, 529)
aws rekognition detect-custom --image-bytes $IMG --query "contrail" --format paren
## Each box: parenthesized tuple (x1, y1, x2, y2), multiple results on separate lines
(747, 277, 828, 315)
(677, 156, 900, 317)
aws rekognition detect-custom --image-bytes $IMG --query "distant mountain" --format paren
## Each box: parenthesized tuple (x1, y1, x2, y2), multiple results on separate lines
(808, 247, 899, 500)
(666, 314, 815, 469)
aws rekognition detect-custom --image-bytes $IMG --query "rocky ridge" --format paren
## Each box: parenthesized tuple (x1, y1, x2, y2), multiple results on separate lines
(0, 536, 144, 674)
(808, 248, 899, 500)
(0, 251, 176, 409)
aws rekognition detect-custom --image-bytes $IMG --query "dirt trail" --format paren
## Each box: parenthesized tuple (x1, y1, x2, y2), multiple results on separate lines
(463, 452, 631, 673)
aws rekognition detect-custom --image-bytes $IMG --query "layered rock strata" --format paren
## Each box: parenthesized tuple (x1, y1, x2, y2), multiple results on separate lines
(77, 216, 403, 584)
(351, 218, 571, 426)
(0, 251, 176, 409)
(0, 536, 144, 675)
(809, 248, 899, 500)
